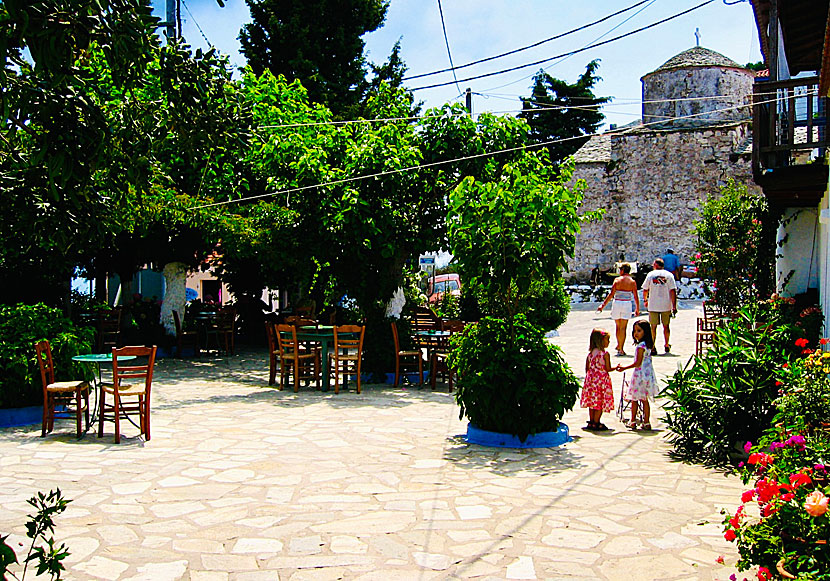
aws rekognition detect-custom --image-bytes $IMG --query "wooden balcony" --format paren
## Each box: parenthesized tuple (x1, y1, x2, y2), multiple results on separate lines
(753, 77, 829, 208)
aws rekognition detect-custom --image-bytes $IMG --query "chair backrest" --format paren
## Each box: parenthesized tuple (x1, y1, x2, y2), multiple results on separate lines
(172, 310, 185, 336)
(276, 324, 299, 357)
(412, 307, 441, 331)
(286, 316, 317, 327)
(34, 340, 55, 389)
(702, 301, 722, 320)
(112, 346, 157, 394)
(334, 325, 365, 354)
(390, 322, 402, 352)
(217, 308, 236, 331)
(442, 320, 466, 334)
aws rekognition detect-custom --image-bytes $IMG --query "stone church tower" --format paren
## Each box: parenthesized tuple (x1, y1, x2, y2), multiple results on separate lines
(568, 46, 761, 280)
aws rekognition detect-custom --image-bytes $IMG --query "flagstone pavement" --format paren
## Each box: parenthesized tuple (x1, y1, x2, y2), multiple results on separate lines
(0, 301, 754, 580)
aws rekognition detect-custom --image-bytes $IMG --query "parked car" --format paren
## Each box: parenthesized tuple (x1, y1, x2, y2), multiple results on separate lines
(427, 274, 461, 305)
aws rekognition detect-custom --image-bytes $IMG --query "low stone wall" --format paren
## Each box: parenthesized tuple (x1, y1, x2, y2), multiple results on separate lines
(565, 278, 711, 303)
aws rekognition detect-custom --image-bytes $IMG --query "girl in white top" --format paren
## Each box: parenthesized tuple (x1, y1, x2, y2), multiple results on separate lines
(597, 263, 641, 356)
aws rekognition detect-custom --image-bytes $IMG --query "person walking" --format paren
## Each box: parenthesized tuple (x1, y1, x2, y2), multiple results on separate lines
(642, 257, 677, 354)
(597, 263, 640, 356)
(580, 329, 615, 431)
(616, 320, 658, 430)
(662, 247, 682, 284)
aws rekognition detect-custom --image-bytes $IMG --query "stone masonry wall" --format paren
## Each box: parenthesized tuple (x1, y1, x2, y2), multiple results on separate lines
(567, 122, 762, 281)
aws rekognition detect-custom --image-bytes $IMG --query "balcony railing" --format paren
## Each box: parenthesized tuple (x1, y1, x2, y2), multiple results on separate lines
(753, 76, 829, 180)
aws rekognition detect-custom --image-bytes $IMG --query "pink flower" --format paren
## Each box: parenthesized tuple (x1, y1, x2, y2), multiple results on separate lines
(743, 441, 753, 453)
(805, 490, 829, 517)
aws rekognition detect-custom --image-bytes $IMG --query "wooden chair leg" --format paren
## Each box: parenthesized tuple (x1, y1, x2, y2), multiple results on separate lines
(430, 354, 438, 390)
(394, 356, 401, 387)
(75, 388, 83, 439)
(334, 358, 340, 395)
(41, 394, 49, 437)
(356, 360, 362, 394)
(98, 391, 105, 438)
(417, 356, 423, 386)
(113, 392, 121, 444)
(293, 359, 299, 393)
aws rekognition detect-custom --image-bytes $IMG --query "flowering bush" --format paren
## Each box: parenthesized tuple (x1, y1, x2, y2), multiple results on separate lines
(724, 345, 830, 579)
(692, 179, 773, 312)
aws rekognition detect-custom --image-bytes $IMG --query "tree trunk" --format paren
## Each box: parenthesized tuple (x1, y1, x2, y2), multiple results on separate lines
(161, 262, 188, 336)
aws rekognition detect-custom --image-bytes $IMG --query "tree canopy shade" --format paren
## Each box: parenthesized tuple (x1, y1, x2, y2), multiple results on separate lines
(518, 60, 610, 163)
(239, 0, 389, 118)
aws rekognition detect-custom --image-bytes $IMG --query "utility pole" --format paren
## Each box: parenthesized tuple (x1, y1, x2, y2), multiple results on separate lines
(160, 0, 177, 41)
(465, 88, 472, 116)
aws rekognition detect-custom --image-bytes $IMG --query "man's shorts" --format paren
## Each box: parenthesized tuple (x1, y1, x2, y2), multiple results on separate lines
(610, 300, 633, 320)
(649, 311, 671, 326)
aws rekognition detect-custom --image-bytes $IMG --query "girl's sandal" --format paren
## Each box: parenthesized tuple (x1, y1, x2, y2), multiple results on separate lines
(585, 421, 597, 431)
(595, 423, 610, 431)
(640, 423, 652, 430)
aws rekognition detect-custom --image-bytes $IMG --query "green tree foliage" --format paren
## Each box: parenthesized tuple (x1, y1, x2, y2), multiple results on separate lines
(519, 60, 610, 163)
(0, 0, 159, 305)
(693, 179, 774, 310)
(239, 0, 389, 118)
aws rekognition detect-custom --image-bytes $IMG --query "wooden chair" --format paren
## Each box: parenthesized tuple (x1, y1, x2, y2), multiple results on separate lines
(35, 340, 90, 439)
(276, 324, 320, 392)
(97, 308, 122, 353)
(411, 306, 442, 332)
(430, 320, 465, 391)
(216, 307, 236, 355)
(173, 310, 199, 358)
(702, 300, 723, 321)
(98, 346, 157, 444)
(328, 325, 365, 394)
(695, 317, 720, 356)
(265, 321, 280, 386)
(391, 322, 423, 387)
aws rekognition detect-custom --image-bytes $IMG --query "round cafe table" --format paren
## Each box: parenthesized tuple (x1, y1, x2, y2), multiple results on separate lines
(73, 353, 136, 429)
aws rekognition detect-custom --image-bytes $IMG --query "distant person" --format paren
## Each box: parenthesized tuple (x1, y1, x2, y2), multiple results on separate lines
(662, 247, 682, 283)
(580, 329, 615, 431)
(614, 253, 637, 275)
(597, 263, 640, 356)
(616, 320, 658, 430)
(641, 257, 678, 354)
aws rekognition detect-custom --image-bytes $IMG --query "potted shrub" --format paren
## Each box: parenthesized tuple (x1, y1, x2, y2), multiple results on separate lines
(447, 155, 596, 443)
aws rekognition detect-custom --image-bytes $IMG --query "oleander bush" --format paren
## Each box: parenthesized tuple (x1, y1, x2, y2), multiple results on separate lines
(0, 304, 94, 409)
(662, 303, 805, 467)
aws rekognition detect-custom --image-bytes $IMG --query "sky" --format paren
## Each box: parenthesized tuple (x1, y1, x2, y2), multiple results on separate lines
(151, 0, 764, 130)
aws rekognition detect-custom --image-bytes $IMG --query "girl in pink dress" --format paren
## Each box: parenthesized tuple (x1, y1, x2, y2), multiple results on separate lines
(580, 329, 614, 431)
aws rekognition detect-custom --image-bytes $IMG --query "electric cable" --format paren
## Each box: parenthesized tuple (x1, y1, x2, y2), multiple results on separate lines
(192, 90, 801, 210)
(410, 0, 715, 91)
(181, 0, 212, 47)
(436, 0, 461, 94)
(403, 0, 653, 81)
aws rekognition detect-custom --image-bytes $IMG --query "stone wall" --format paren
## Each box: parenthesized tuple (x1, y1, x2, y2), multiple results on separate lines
(567, 122, 762, 281)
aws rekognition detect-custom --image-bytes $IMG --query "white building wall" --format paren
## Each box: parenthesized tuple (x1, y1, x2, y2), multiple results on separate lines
(777, 208, 820, 295)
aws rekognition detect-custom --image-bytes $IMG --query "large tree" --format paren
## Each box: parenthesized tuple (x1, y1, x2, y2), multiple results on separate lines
(519, 60, 610, 163)
(239, 0, 388, 118)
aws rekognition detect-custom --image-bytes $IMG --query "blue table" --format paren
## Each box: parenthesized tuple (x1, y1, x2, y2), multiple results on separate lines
(72, 353, 136, 429)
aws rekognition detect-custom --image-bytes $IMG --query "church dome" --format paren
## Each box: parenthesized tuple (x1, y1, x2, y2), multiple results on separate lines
(640, 46, 753, 129)
(646, 46, 745, 76)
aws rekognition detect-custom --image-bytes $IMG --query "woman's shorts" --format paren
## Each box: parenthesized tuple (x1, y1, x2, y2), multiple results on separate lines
(610, 300, 633, 320)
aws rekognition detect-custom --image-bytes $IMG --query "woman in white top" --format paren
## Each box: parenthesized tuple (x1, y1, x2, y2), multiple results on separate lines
(597, 263, 641, 356)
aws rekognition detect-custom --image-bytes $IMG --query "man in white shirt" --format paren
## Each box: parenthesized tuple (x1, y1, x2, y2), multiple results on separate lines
(642, 257, 678, 354)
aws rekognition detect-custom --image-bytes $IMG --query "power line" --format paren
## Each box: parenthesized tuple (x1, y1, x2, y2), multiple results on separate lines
(436, 0, 461, 94)
(257, 92, 754, 130)
(192, 90, 796, 211)
(181, 0, 212, 47)
(411, 0, 715, 91)
(403, 0, 653, 81)
(479, 0, 657, 94)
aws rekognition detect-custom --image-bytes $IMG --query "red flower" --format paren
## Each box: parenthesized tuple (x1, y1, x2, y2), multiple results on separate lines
(762, 503, 779, 517)
(724, 529, 736, 542)
(789, 472, 812, 489)
(795, 338, 809, 348)
(758, 566, 771, 580)
(820, 338, 829, 345)
(741, 490, 755, 503)
(748, 453, 773, 467)
(756, 479, 781, 503)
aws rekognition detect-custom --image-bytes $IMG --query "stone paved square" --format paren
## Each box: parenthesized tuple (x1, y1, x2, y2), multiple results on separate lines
(1, 302, 749, 580)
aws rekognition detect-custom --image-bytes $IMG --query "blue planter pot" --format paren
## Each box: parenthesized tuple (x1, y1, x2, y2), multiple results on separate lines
(466, 422, 571, 448)
(0, 406, 42, 428)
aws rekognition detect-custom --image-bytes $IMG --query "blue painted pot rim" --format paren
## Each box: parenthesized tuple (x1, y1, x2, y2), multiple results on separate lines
(466, 422, 571, 448)
(0, 405, 42, 428)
